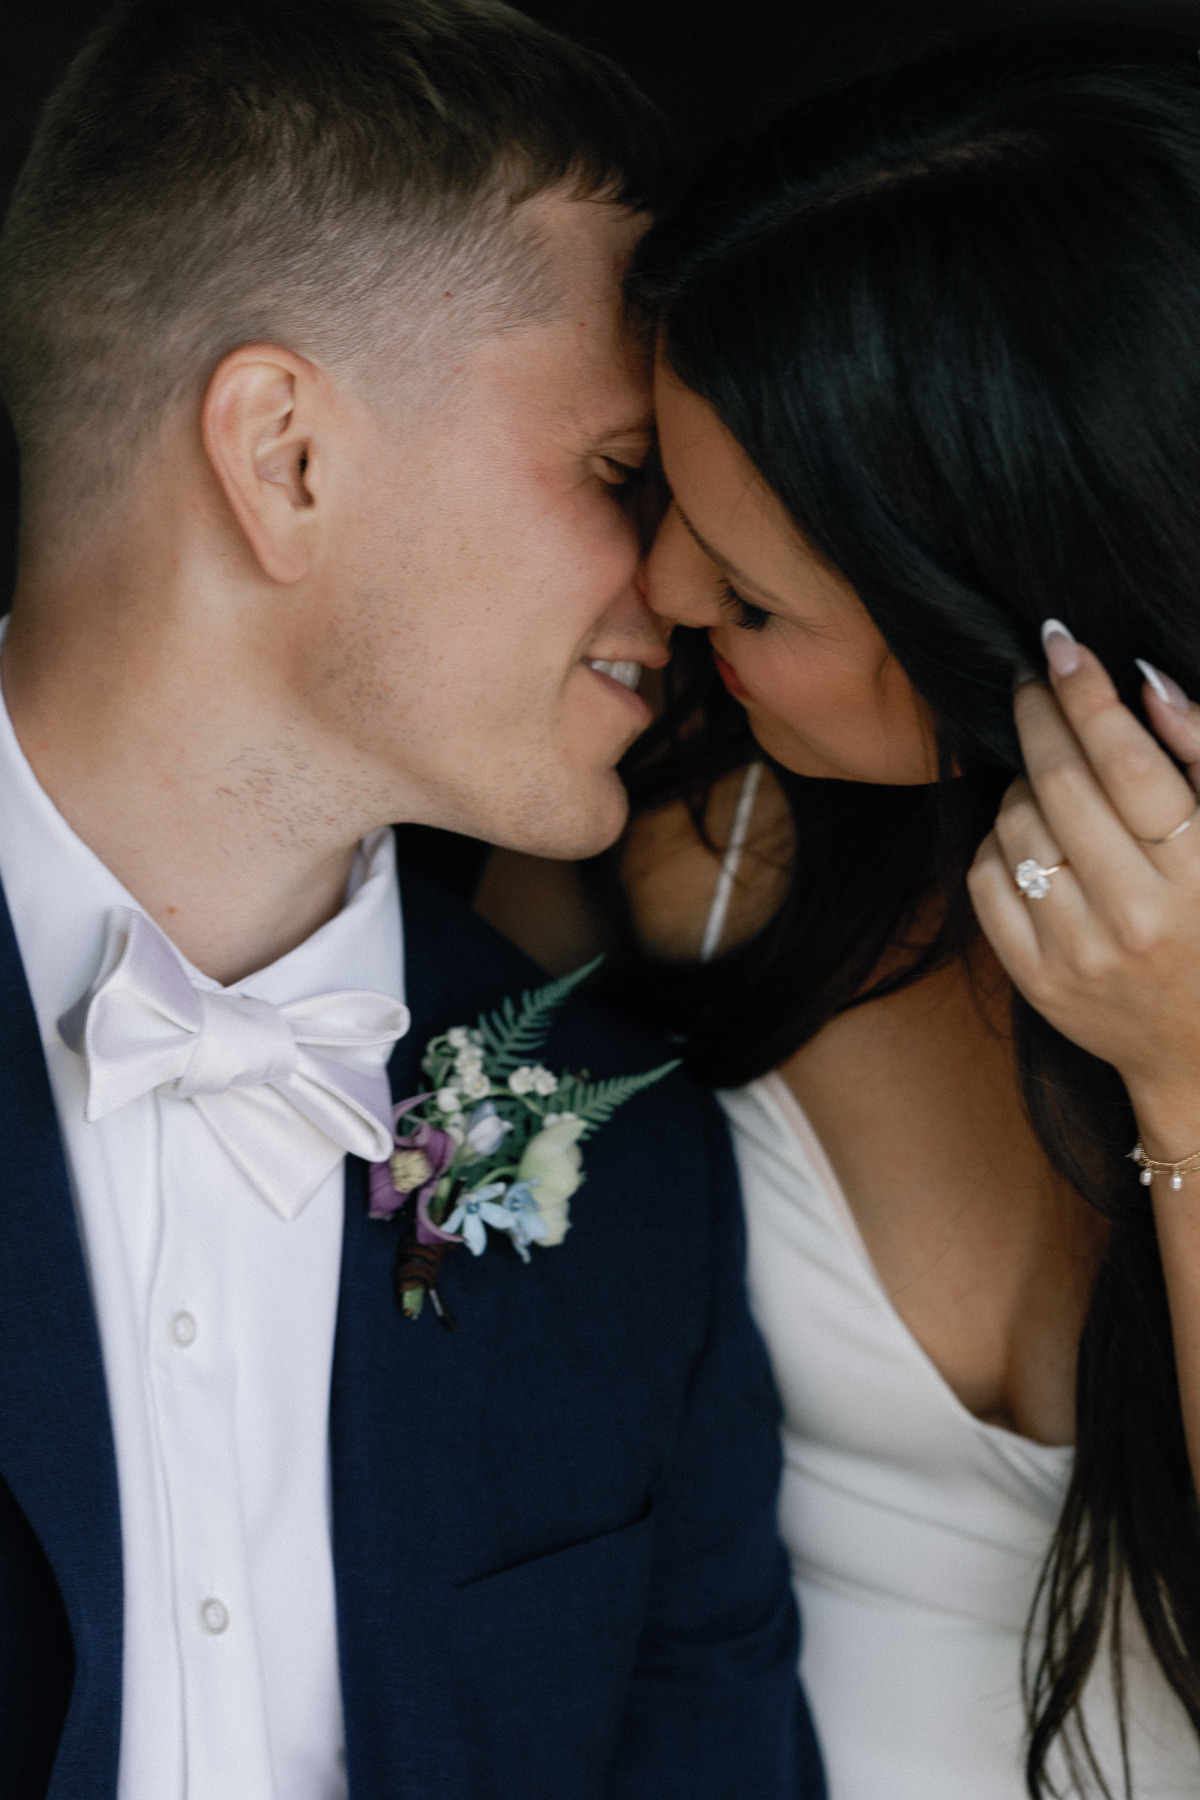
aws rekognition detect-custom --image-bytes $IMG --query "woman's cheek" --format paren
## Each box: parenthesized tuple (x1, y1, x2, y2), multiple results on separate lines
(744, 654, 901, 778)
(749, 647, 850, 737)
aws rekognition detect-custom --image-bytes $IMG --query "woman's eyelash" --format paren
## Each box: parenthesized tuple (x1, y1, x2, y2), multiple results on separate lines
(720, 582, 771, 632)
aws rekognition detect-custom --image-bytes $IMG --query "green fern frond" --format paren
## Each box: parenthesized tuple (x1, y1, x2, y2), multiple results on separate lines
(561, 1061, 681, 1137)
(475, 956, 604, 1078)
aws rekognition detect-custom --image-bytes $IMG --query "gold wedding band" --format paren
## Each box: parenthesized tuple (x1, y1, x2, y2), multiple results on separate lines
(1138, 800, 1200, 847)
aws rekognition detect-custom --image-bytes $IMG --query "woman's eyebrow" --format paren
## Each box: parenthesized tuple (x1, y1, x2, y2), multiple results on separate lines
(674, 504, 787, 606)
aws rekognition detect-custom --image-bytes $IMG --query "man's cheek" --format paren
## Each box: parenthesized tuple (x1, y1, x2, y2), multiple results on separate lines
(541, 486, 635, 590)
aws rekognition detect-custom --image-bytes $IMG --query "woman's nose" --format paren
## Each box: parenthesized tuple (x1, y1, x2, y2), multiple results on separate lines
(643, 505, 724, 630)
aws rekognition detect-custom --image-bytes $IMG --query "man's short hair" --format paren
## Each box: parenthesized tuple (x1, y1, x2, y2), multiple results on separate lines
(0, 0, 669, 520)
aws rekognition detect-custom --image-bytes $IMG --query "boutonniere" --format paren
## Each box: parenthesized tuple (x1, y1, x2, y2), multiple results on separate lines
(367, 958, 677, 1327)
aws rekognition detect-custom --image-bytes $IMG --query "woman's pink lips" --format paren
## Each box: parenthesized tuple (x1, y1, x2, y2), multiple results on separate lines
(712, 647, 750, 701)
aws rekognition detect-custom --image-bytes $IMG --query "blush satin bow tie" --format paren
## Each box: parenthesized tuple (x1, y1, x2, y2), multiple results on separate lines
(59, 908, 411, 1220)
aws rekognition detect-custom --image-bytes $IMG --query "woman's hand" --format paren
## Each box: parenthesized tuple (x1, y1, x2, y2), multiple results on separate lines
(969, 624, 1200, 1159)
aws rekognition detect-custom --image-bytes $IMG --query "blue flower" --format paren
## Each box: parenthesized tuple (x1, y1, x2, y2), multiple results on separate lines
(494, 1181, 550, 1263)
(442, 1180, 550, 1262)
(444, 1184, 511, 1257)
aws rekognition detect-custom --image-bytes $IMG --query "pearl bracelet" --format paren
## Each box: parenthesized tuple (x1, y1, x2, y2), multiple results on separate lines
(1129, 1142, 1200, 1191)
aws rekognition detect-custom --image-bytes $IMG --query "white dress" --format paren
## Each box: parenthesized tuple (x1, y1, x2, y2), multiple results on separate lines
(720, 1074, 1200, 1799)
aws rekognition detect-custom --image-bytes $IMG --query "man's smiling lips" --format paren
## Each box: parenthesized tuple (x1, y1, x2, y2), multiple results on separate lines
(584, 657, 652, 726)
(586, 659, 641, 690)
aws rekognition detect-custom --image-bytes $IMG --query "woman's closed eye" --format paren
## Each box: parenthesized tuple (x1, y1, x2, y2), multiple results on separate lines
(720, 581, 771, 632)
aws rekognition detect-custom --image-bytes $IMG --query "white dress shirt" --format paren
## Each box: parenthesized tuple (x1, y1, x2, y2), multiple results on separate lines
(0, 634, 407, 1799)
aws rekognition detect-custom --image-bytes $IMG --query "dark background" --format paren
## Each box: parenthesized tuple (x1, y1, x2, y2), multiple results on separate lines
(4, 0, 1200, 892)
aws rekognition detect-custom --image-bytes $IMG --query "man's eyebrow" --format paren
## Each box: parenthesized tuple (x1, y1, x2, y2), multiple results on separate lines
(589, 411, 655, 450)
(675, 504, 786, 606)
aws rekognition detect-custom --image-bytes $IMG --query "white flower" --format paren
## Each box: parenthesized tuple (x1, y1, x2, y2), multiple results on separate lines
(461, 1069, 490, 1100)
(517, 1117, 586, 1246)
(464, 1102, 512, 1156)
(509, 1064, 558, 1097)
(455, 1046, 485, 1077)
(436, 1087, 462, 1113)
(447, 1027, 471, 1050)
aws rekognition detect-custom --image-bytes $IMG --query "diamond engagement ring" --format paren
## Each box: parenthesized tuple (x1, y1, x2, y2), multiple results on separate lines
(1014, 857, 1066, 900)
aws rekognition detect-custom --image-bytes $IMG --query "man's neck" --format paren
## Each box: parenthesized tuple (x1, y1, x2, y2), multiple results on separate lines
(2, 574, 371, 986)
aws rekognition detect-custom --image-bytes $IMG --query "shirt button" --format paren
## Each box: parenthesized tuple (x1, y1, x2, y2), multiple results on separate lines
(170, 1311, 197, 1347)
(200, 1598, 229, 1635)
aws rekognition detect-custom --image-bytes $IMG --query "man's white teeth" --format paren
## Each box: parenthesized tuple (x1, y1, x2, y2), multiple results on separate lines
(588, 660, 642, 690)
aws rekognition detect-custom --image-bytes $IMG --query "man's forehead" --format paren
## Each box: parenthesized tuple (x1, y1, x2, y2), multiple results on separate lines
(531, 191, 649, 342)
(563, 364, 653, 453)
(534, 313, 652, 447)
(559, 308, 654, 447)
(522, 186, 648, 270)
(587, 404, 654, 452)
(458, 200, 653, 447)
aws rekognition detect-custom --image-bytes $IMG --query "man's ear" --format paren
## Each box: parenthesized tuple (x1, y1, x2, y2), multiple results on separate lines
(201, 345, 325, 583)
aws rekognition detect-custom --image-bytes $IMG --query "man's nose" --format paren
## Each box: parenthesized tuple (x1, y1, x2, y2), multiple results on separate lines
(608, 575, 672, 664)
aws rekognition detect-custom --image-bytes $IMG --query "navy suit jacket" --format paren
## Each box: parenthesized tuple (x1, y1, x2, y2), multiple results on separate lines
(0, 865, 824, 1799)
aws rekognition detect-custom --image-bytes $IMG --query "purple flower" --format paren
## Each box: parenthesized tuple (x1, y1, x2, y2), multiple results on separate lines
(368, 1094, 459, 1227)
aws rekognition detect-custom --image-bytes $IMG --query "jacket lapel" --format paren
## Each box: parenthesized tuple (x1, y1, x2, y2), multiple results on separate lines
(332, 878, 519, 1799)
(0, 876, 123, 1794)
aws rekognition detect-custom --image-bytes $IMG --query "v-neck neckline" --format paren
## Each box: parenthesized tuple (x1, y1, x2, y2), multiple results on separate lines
(749, 1071, 1075, 1465)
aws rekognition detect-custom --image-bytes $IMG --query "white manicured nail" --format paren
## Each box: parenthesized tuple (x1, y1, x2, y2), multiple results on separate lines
(1136, 658, 1188, 710)
(1041, 618, 1081, 677)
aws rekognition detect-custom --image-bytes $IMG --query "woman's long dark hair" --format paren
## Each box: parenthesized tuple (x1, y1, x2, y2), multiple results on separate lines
(611, 25, 1200, 1796)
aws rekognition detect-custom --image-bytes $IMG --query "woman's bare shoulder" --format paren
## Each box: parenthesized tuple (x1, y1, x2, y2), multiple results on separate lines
(473, 764, 793, 973)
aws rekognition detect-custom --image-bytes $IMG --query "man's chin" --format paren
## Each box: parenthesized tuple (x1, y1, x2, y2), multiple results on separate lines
(496, 773, 629, 863)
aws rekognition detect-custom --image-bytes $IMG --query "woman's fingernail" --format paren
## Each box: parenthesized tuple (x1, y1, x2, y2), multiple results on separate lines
(1041, 618, 1082, 677)
(1136, 658, 1189, 711)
